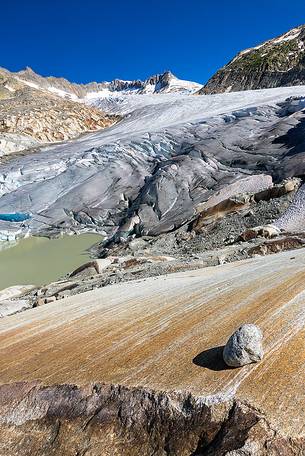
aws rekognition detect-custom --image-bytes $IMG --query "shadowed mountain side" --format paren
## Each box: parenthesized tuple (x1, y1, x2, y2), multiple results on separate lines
(200, 25, 305, 94)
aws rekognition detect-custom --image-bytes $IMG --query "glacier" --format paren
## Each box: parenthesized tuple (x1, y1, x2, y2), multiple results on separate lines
(1, 86, 305, 241)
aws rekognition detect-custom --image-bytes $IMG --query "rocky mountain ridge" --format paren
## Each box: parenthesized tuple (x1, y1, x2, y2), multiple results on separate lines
(0, 67, 119, 156)
(11, 67, 202, 99)
(201, 24, 305, 93)
(0, 66, 201, 156)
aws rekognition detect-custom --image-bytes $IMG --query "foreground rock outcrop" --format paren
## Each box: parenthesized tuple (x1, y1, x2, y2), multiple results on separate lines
(0, 248, 304, 454)
(0, 383, 299, 456)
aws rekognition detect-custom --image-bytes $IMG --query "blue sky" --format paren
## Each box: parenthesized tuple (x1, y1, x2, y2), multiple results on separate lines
(2, 0, 305, 84)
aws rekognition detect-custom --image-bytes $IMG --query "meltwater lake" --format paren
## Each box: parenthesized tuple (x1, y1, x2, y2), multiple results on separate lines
(0, 233, 101, 291)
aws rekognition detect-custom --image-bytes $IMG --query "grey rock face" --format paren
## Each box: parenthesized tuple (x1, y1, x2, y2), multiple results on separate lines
(0, 382, 297, 456)
(223, 324, 263, 367)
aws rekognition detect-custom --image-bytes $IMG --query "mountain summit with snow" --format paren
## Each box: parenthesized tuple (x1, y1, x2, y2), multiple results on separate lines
(10, 67, 202, 99)
(200, 24, 305, 93)
(91, 71, 202, 95)
(0, 66, 201, 154)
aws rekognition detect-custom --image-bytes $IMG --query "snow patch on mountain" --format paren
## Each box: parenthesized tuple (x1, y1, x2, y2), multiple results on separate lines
(12, 69, 202, 113)
(14, 76, 80, 101)
(47, 86, 79, 101)
(84, 72, 201, 100)
(81, 72, 202, 115)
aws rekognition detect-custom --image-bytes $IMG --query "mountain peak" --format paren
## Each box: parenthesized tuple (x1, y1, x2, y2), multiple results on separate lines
(160, 70, 175, 79)
(19, 66, 38, 76)
(200, 24, 305, 94)
(141, 70, 201, 94)
(1, 65, 202, 104)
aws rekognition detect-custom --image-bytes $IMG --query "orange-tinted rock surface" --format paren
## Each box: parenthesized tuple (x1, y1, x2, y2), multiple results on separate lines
(0, 249, 304, 455)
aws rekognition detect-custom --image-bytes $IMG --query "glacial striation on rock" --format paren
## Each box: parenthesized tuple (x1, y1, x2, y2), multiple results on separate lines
(0, 248, 304, 454)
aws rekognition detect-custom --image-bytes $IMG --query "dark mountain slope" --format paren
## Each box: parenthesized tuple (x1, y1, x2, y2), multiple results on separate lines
(200, 25, 305, 94)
